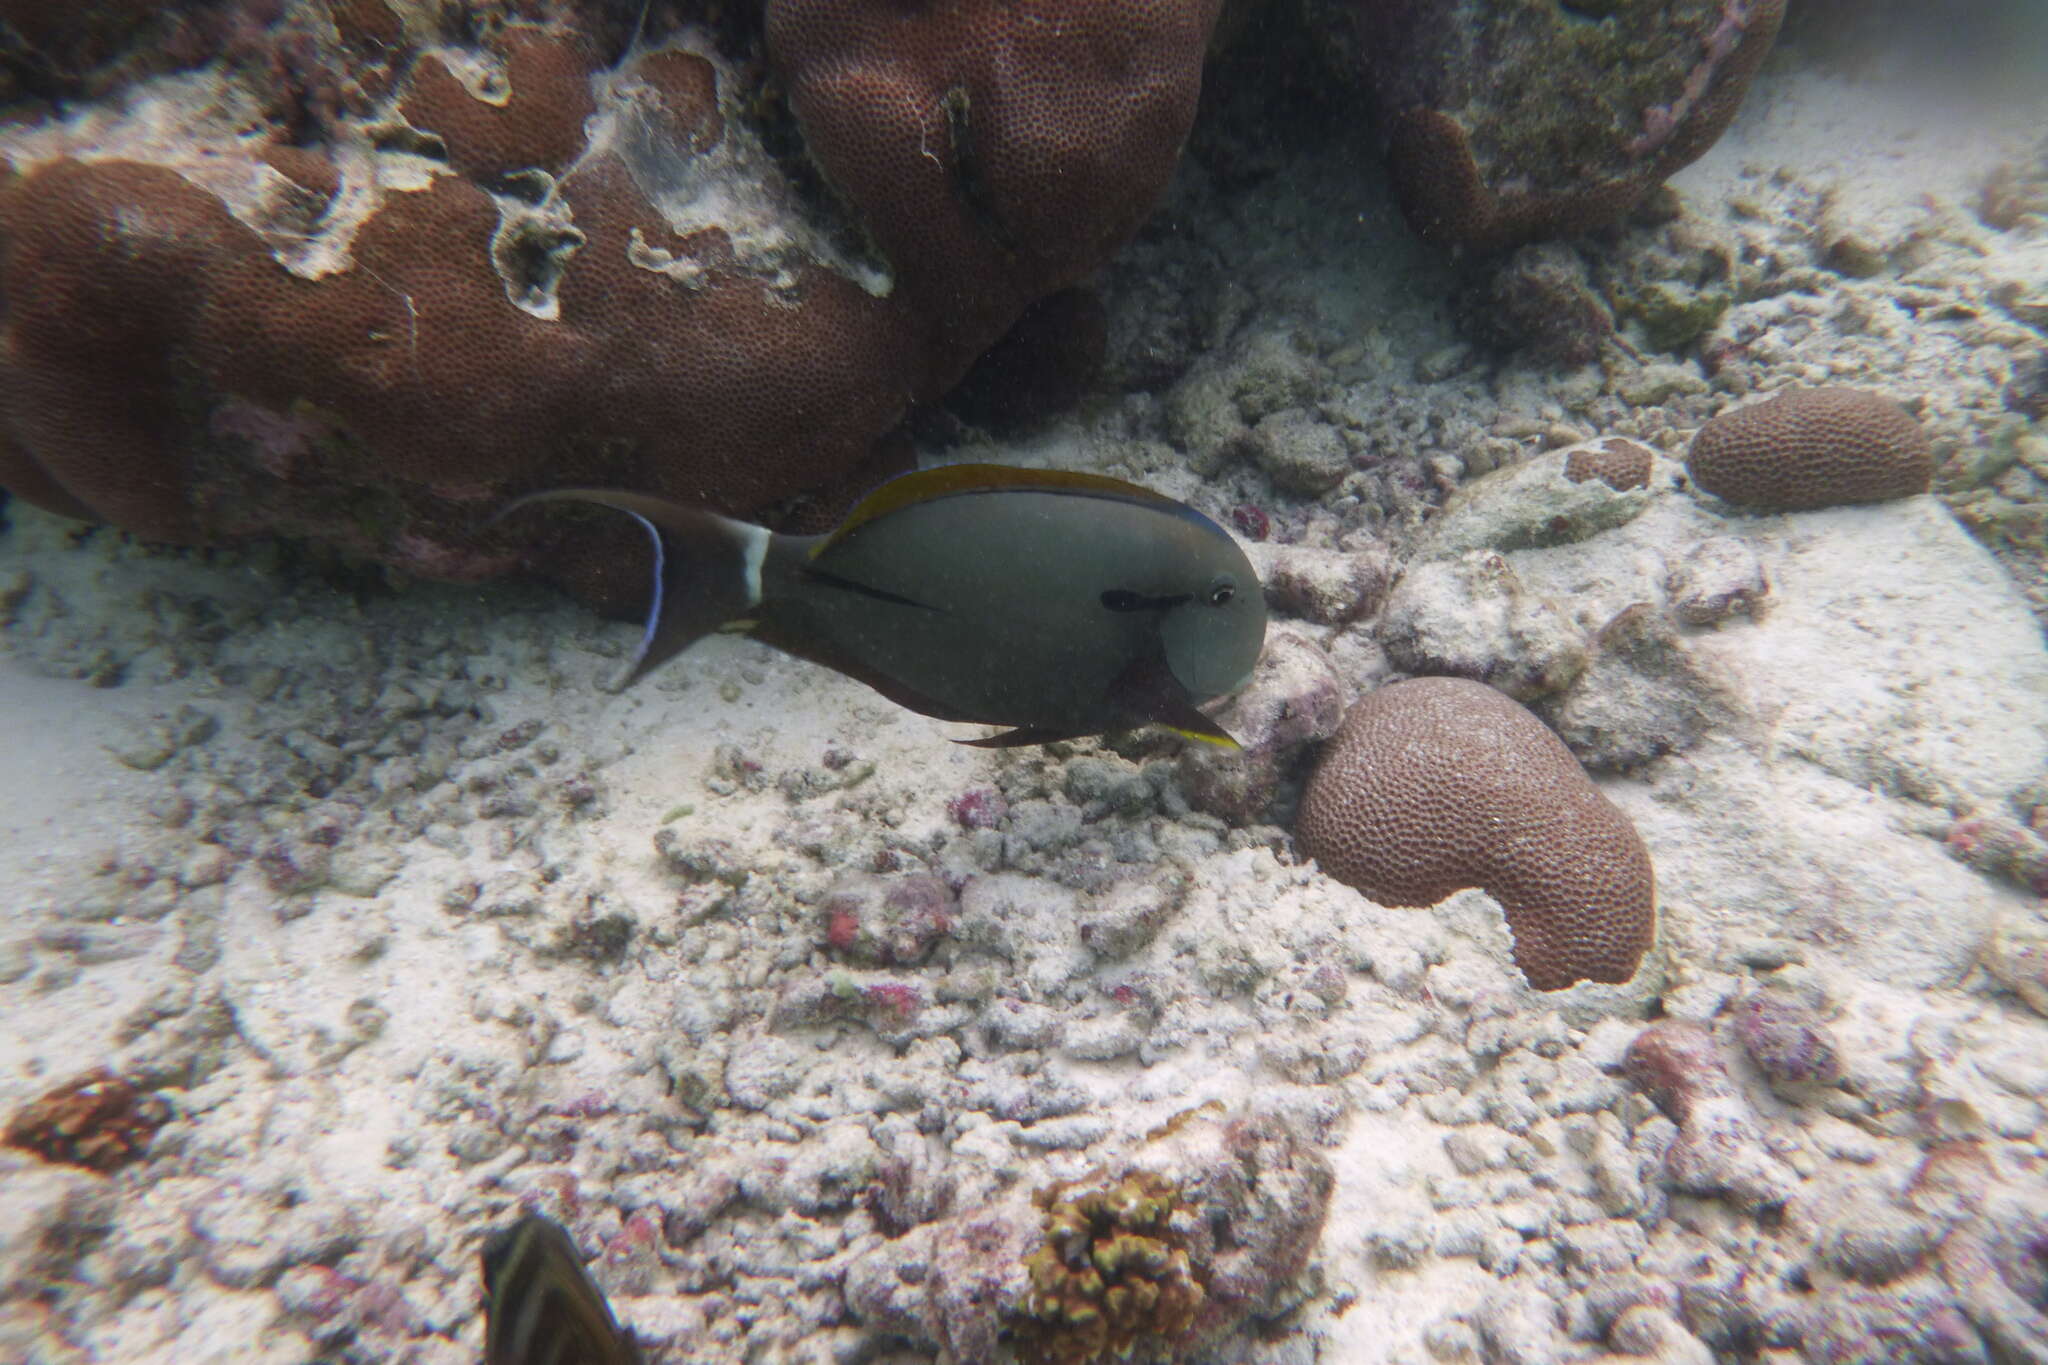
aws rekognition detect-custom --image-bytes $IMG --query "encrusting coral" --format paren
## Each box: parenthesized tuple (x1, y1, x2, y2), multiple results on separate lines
(1013, 1172, 1205, 1365)
(843, 1110, 1331, 1364)
(1563, 436, 1656, 492)
(3, 1068, 171, 1173)
(1686, 386, 1934, 511)
(1295, 676, 1655, 991)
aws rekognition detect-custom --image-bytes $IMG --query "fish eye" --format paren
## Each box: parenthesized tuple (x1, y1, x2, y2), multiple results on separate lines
(1207, 580, 1236, 608)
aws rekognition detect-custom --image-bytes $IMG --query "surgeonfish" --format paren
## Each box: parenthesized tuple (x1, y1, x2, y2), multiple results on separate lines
(502, 464, 1267, 748)
(480, 1213, 642, 1365)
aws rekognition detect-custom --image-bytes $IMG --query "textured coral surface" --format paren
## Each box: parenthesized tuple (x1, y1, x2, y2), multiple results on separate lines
(1296, 676, 1657, 990)
(1563, 436, 1656, 492)
(0, 0, 1220, 583)
(2, 1069, 169, 1173)
(1687, 385, 1935, 511)
(1014, 1171, 1204, 1365)
(1342, 0, 1786, 251)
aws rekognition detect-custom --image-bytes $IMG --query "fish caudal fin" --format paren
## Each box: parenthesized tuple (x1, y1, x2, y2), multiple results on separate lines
(495, 490, 770, 691)
(480, 1213, 642, 1365)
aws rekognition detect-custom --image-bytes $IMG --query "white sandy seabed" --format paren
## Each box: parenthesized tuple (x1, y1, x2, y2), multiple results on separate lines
(3, 49, 2048, 1365)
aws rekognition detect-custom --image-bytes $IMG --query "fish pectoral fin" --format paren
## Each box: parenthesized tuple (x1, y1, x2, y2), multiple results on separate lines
(1107, 655, 1241, 749)
(955, 726, 1091, 749)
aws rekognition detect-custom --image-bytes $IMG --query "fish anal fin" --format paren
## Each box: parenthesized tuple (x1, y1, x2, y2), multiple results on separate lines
(955, 727, 1090, 749)
(1106, 654, 1240, 749)
(746, 619, 980, 725)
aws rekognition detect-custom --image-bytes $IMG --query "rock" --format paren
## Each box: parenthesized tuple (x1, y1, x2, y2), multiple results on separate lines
(1250, 408, 1352, 495)
(1378, 554, 1588, 701)
(1179, 629, 1346, 826)
(1416, 444, 1660, 560)
(1664, 536, 1770, 625)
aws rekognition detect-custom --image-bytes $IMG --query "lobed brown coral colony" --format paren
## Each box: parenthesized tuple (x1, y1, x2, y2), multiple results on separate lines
(1296, 677, 1656, 992)
(1687, 386, 1934, 511)
(0, 1, 1221, 581)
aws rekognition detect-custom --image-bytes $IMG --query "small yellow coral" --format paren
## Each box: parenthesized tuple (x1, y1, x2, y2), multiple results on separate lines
(1011, 1172, 1205, 1365)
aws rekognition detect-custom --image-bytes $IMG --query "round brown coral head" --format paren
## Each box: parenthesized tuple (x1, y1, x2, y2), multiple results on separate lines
(1295, 676, 1656, 991)
(1686, 386, 1933, 512)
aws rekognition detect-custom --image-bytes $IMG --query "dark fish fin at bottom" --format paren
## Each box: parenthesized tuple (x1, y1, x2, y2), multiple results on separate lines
(956, 726, 1092, 749)
(494, 490, 764, 691)
(1107, 655, 1241, 749)
(480, 1213, 642, 1365)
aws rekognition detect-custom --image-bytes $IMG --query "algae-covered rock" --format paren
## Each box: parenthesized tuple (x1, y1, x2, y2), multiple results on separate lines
(1415, 441, 1663, 560)
(1330, 0, 1786, 251)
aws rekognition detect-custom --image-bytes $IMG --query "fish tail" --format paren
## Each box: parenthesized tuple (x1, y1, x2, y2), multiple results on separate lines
(494, 490, 771, 691)
(480, 1212, 642, 1365)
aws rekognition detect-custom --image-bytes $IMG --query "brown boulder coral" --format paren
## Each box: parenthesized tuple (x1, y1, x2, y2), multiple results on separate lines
(1686, 386, 1934, 512)
(1337, 0, 1785, 252)
(1296, 676, 1655, 991)
(0, 1, 1221, 583)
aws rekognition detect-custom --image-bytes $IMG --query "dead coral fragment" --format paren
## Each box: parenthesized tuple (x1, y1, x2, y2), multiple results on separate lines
(1732, 991, 1842, 1087)
(1687, 387, 1933, 511)
(1624, 1020, 1796, 1211)
(1296, 677, 1655, 990)
(4, 1068, 171, 1173)
(1013, 1172, 1204, 1365)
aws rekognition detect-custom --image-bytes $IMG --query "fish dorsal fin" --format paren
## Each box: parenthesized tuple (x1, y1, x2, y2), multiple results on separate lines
(814, 463, 1187, 558)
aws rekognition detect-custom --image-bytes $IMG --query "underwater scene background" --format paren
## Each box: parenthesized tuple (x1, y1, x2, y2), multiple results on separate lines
(2, 2, 2047, 1361)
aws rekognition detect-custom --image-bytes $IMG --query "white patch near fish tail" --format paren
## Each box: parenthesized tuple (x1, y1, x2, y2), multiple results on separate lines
(739, 520, 771, 609)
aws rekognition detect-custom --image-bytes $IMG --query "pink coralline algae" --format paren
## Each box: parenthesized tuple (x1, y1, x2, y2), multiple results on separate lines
(1945, 810, 2048, 897)
(1732, 991, 1843, 1087)
(949, 787, 1011, 831)
(817, 873, 957, 966)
